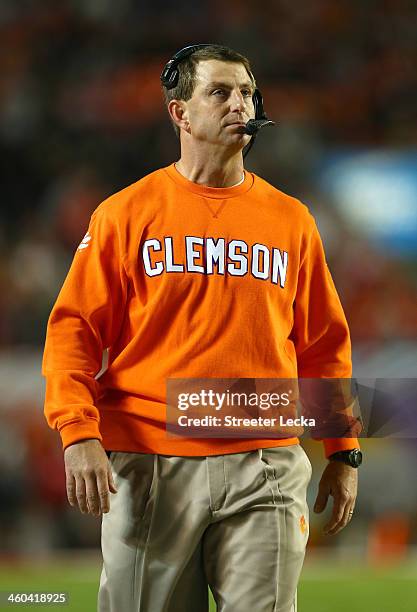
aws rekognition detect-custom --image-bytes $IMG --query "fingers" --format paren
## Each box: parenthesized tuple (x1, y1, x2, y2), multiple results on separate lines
(75, 476, 88, 514)
(108, 465, 118, 495)
(314, 482, 329, 514)
(91, 462, 119, 514)
(70, 471, 111, 516)
(97, 484, 110, 514)
(66, 475, 77, 507)
(318, 462, 358, 535)
(323, 494, 344, 534)
(83, 469, 114, 516)
(324, 496, 354, 535)
(64, 441, 117, 516)
(96, 469, 111, 514)
(85, 473, 102, 517)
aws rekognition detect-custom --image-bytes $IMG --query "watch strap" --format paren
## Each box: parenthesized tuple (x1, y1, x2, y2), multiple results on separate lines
(329, 448, 362, 468)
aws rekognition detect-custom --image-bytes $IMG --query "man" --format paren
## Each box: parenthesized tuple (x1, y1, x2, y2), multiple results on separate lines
(43, 44, 360, 612)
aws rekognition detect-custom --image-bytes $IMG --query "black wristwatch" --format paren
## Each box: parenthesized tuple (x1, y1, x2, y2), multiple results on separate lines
(328, 448, 362, 468)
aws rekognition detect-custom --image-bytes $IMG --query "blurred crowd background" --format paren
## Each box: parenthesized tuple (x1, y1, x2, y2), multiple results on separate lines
(0, 0, 417, 570)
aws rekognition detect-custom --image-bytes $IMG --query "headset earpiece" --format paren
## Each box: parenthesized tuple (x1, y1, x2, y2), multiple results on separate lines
(161, 44, 211, 90)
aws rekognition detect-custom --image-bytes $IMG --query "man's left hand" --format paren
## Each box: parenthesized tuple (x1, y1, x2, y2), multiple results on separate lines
(313, 461, 358, 535)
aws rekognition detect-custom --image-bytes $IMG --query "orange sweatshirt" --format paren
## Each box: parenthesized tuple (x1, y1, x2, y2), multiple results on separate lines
(42, 163, 359, 457)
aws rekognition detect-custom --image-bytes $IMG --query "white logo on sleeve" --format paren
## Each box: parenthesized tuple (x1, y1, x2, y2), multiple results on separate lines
(77, 232, 92, 251)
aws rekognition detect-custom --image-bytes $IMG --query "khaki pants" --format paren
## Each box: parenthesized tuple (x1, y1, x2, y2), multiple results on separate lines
(98, 445, 312, 612)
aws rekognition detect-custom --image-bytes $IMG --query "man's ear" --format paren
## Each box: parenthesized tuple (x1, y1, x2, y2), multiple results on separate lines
(168, 100, 190, 134)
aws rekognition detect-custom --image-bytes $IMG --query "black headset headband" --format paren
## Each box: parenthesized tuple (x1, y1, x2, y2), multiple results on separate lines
(160, 44, 275, 157)
(160, 44, 209, 90)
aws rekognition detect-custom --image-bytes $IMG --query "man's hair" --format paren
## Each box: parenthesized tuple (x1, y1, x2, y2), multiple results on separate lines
(161, 44, 256, 139)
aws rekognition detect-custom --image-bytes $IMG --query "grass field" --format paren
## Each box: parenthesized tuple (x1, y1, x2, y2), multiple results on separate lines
(0, 556, 416, 611)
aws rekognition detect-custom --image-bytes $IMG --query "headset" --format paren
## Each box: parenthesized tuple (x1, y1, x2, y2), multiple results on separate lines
(160, 44, 275, 158)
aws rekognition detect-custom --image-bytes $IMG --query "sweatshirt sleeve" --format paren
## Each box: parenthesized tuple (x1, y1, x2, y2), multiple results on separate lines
(42, 205, 129, 450)
(290, 215, 360, 457)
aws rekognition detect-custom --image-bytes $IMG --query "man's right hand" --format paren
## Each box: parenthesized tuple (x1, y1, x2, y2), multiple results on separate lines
(64, 439, 117, 516)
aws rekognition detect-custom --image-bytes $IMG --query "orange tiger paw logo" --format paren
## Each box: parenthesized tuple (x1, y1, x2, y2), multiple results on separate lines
(300, 515, 307, 535)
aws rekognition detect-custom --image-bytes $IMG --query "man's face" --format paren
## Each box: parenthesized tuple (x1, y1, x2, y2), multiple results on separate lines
(182, 59, 255, 149)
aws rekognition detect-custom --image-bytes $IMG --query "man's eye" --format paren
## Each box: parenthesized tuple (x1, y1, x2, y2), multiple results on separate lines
(242, 90, 252, 97)
(213, 90, 226, 96)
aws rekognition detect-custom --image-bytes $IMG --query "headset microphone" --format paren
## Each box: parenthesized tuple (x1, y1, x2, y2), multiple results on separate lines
(244, 118, 275, 136)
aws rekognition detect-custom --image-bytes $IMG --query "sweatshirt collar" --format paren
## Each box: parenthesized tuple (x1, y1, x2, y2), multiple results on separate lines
(164, 162, 254, 199)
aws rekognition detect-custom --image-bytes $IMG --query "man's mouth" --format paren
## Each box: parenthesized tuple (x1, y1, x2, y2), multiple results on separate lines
(226, 122, 247, 133)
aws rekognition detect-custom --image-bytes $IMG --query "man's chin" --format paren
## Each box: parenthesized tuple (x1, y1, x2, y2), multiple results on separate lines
(231, 132, 251, 147)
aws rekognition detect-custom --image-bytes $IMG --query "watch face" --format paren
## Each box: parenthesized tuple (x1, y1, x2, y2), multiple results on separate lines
(350, 449, 363, 467)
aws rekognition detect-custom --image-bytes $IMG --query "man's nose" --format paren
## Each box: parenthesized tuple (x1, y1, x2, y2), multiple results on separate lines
(229, 90, 245, 113)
